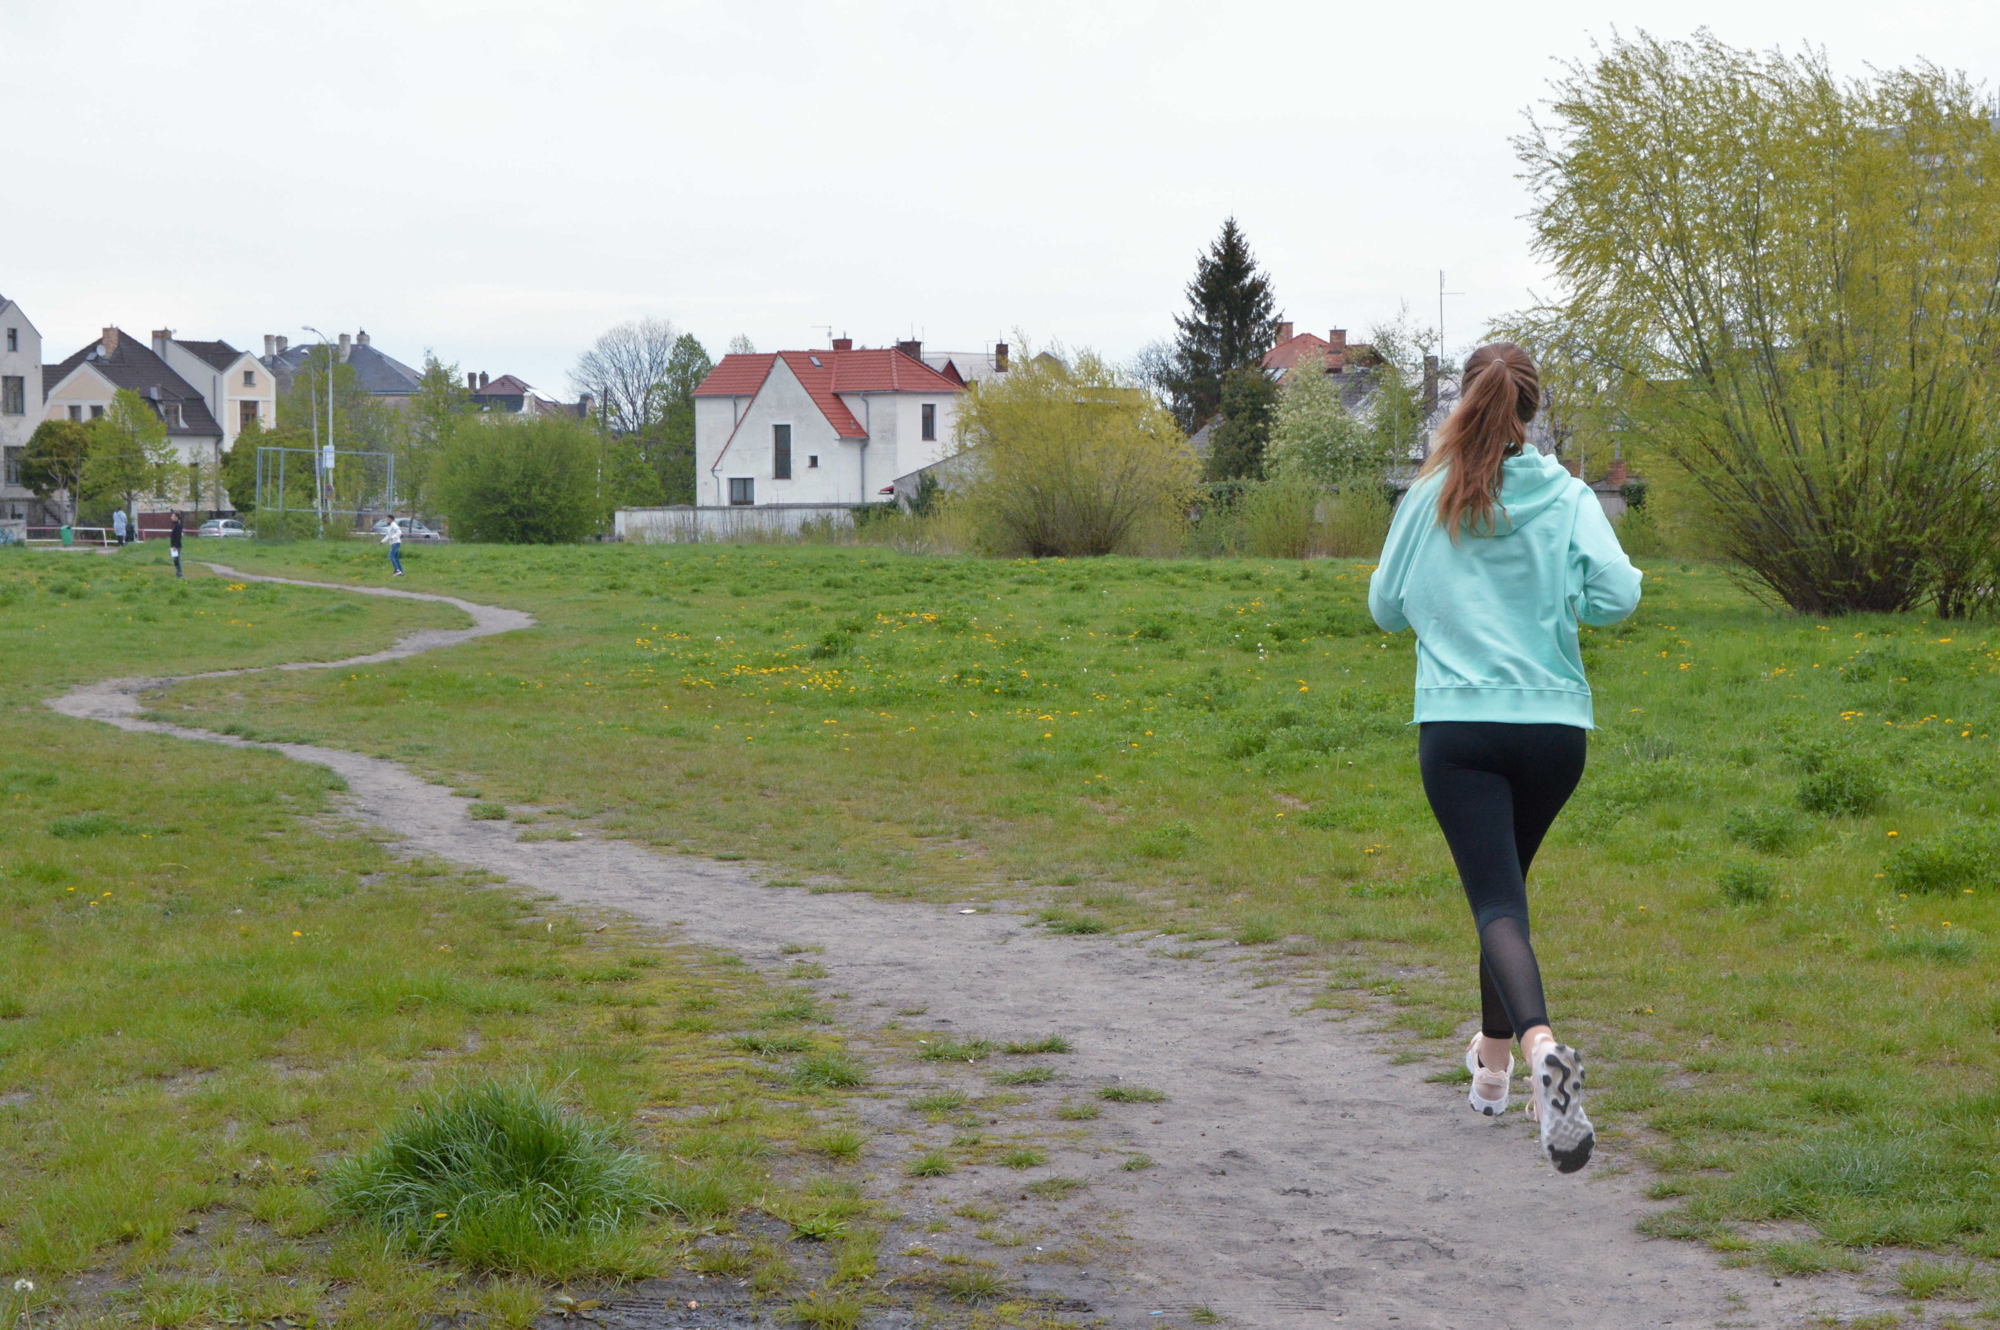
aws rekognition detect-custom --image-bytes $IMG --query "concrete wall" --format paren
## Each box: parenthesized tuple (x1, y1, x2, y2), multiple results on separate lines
(616, 504, 857, 543)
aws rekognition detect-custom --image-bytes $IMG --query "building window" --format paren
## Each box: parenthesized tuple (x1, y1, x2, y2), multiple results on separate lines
(772, 423, 792, 480)
(807, 455, 818, 469)
(91, 405, 105, 420)
(243, 369, 255, 387)
(241, 401, 259, 431)
(921, 402, 936, 441)
(68, 405, 82, 421)
(0, 376, 22, 415)
(3, 447, 20, 487)
(5, 328, 16, 352)
(728, 477, 754, 506)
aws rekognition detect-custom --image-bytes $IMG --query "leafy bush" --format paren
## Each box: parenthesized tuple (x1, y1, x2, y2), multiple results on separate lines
(1717, 860, 1775, 905)
(437, 416, 605, 544)
(1237, 475, 1320, 558)
(956, 347, 1197, 557)
(330, 1079, 667, 1275)
(1885, 826, 2000, 894)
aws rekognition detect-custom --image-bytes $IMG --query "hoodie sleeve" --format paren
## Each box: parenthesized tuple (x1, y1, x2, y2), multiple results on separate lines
(1367, 489, 1425, 633)
(1569, 493, 1643, 627)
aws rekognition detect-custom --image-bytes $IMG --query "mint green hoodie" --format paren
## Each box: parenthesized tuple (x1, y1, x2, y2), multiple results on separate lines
(1368, 450, 1643, 728)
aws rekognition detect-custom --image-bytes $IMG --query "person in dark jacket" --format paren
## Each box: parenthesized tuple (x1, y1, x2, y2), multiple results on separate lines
(169, 512, 184, 578)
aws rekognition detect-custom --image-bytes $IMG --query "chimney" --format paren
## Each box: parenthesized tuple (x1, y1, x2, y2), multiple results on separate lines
(479, 371, 489, 390)
(275, 335, 288, 354)
(101, 326, 119, 356)
(1606, 457, 1629, 487)
(356, 329, 370, 347)
(1277, 321, 1293, 341)
(263, 334, 276, 358)
(832, 337, 853, 352)
(337, 333, 352, 363)
(1328, 328, 1347, 373)
(578, 391, 594, 418)
(151, 328, 173, 355)
(468, 372, 478, 391)
(895, 338, 922, 360)
(994, 342, 1009, 372)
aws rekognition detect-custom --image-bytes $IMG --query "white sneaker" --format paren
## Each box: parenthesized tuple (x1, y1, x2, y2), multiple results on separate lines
(1464, 1033, 1511, 1117)
(1525, 1042, 1594, 1173)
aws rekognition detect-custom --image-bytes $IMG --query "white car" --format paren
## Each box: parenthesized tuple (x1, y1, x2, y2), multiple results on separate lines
(195, 519, 248, 538)
(369, 518, 448, 543)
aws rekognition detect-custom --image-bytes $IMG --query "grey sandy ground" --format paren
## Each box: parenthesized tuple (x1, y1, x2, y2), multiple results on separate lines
(44, 564, 1883, 1329)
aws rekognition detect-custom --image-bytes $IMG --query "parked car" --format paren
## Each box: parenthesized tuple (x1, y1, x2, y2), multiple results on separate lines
(368, 518, 448, 543)
(195, 519, 248, 538)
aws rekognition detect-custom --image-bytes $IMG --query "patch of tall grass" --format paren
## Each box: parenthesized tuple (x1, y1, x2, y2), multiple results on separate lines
(331, 1079, 664, 1275)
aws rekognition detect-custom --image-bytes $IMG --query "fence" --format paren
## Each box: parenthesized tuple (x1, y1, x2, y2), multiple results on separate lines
(615, 504, 858, 544)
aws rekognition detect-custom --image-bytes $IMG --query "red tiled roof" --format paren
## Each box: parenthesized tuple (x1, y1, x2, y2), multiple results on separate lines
(692, 354, 777, 397)
(1263, 332, 1338, 373)
(696, 348, 962, 447)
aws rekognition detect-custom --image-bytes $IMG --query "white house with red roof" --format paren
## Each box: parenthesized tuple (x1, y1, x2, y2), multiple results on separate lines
(692, 338, 964, 508)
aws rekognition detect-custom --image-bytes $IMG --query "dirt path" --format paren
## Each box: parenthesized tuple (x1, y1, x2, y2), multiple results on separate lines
(45, 565, 1873, 1329)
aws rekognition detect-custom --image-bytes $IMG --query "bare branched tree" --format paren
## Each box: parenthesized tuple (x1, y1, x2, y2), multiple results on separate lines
(570, 318, 682, 435)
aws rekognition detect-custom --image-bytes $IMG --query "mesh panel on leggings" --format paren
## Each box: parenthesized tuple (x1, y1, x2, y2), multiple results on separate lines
(1477, 916, 1548, 1039)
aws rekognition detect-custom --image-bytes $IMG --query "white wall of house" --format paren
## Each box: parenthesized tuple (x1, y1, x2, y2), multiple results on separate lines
(0, 298, 43, 520)
(42, 365, 224, 510)
(157, 341, 275, 447)
(703, 358, 859, 507)
(697, 363, 962, 509)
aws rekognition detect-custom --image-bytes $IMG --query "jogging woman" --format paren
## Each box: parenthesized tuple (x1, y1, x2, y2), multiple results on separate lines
(1367, 342, 1642, 1174)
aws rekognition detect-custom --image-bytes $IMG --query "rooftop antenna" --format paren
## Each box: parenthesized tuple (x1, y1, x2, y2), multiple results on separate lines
(1438, 270, 1464, 371)
(813, 325, 835, 347)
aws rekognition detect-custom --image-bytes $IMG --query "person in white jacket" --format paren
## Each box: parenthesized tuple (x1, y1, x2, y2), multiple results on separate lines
(381, 514, 404, 577)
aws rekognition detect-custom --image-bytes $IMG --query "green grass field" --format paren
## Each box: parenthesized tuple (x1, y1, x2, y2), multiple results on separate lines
(157, 538, 2000, 1280)
(0, 548, 937, 1328)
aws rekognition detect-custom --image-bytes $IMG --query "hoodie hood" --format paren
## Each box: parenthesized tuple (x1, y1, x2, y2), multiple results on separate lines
(1490, 450, 1574, 536)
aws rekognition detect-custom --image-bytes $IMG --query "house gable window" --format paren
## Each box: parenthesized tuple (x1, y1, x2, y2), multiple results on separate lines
(5, 328, 16, 352)
(243, 369, 255, 387)
(68, 405, 82, 422)
(807, 455, 818, 469)
(0, 376, 22, 415)
(728, 477, 754, 506)
(772, 423, 792, 480)
(921, 402, 936, 441)
(91, 405, 105, 420)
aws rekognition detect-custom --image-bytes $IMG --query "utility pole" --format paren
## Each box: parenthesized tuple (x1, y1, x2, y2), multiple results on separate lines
(304, 327, 336, 530)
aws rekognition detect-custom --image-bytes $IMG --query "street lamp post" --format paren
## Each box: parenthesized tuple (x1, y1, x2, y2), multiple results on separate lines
(303, 326, 336, 530)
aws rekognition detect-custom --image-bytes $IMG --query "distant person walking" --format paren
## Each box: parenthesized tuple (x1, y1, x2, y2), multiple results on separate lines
(112, 508, 127, 546)
(1368, 342, 1642, 1174)
(382, 514, 405, 577)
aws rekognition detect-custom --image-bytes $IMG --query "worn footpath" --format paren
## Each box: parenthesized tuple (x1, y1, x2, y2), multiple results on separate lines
(43, 564, 1890, 1329)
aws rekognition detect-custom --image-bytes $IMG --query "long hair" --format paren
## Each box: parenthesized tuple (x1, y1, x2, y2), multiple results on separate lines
(1419, 342, 1540, 539)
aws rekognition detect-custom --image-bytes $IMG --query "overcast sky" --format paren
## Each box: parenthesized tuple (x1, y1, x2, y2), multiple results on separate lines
(3, 2, 1994, 395)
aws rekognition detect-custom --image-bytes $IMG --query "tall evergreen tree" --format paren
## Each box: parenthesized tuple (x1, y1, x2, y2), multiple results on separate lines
(1165, 218, 1282, 430)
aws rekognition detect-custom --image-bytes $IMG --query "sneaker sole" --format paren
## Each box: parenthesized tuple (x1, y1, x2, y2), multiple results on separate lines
(1537, 1046, 1594, 1173)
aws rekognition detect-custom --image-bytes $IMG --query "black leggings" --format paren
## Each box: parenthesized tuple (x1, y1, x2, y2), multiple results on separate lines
(1417, 721, 1587, 1042)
